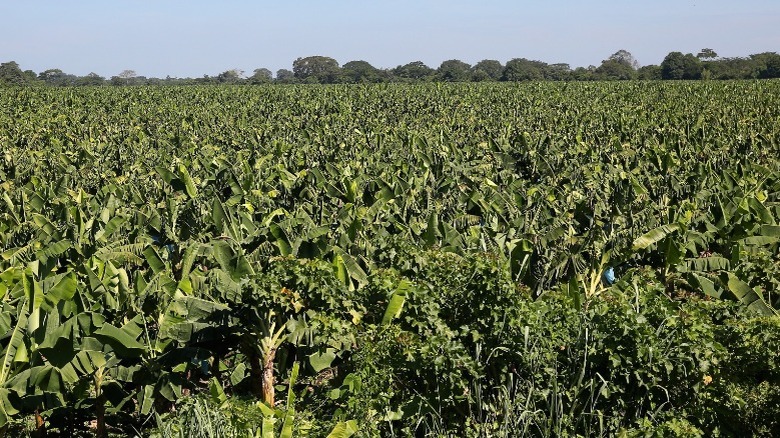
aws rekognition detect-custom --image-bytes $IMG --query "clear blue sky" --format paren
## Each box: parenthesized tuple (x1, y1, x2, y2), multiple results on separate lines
(1, 1, 778, 78)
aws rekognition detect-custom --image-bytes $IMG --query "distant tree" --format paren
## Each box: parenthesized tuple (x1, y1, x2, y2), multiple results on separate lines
(592, 50, 638, 80)
(119, 69, 137, 84)
(165, 76, 196, 85)
(75, 72, 106, 86)
(594, 60, 635, 80)
(705, 57, 752, 79)
(660, 52, 686, 79)
(637, 65, 662, 80)
(110, 70, 139, 86)
(502, 58, 545, 81)
(292, 56, 340, 83)
(217, 69, 244, 83)
(764, 56, 780, 79)
(571, 66, 595, 81)
(276, 69, 296, 83)
(660, 52, 702, 79)
(761, 54, 780, 79)
(750, 52, 780, 79)
(471, 59, 503, 81)
(543, 63, 572, 81)
(248, 68, 273, 84)
(470, 70, 490, 82)
(341, 60, 381, 83)
(23, 70, 38, 83)
(437, 59, 471, 82)
(39, 69, 63, 81)
(697, 48, 718, 60)
(392, 61, 434, 81)
(607, 49, 639, 69)
(195, 74, 218, 84)
(38, 69, 77, 86)
(0, 61, 28, 85)
(681, 54, 703, 79)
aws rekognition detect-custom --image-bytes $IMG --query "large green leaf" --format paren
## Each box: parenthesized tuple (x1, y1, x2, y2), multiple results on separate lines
(0, 311, 27, 385)
(143, 246, 166, 274)
(720, 273, 776, 316)
(333, 248, 368, 289)
(211, 240, 254, 280)
(212, 198, 227, 233)
(309, 349, 336, 373)
(139, 385, 155, 416)
(96, 217, 126, 242)
(326, 421, 359, 438)
(688, 273, 722, 299)
(631, 223, 681, 251)
(177, 163, 198, 198)
(43, 272, 77, 303)
(422, 211, 441, 247)
(678, 257, 731, 273)
(758, 224, 780, 237)
(0, 388, 19, 428)
(93, 323, 146, 357)
(382, 279, 411, 324)
(208, 377, 227, 407)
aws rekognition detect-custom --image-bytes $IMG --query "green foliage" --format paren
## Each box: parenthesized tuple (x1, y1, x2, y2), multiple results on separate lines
(340, 61, 382, 84)
(661, 52, 703, 79)
(437, 59, 472, 82)
(292, 56, 341, 84)
(698, 317, 780, 436)
(1, 82, 780, 436)
(502, 58, 545, 81)
(151, 367, 358, 438)
(392, 61, 434, 81)
(0, 61, 31, 86)
(472, 59, 504, 81)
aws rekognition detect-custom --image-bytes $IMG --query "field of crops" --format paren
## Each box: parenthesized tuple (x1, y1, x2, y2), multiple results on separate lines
(1, 82, 780, 436)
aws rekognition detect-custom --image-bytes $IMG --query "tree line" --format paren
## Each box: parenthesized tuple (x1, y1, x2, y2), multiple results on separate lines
(2, 49, 779, 86)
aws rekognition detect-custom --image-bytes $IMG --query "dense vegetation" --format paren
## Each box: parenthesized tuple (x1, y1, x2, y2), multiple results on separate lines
(2, 48, 780, 86)
(1, 81, 780, 437)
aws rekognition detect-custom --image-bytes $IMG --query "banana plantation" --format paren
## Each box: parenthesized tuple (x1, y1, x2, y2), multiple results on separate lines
(1, 82, 780, 436)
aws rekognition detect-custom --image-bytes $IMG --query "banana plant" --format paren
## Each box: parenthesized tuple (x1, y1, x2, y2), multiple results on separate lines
(628, 184, 779, 315)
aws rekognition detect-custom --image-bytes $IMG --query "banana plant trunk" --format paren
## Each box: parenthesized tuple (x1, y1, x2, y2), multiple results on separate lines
(95, 369, 106, 438)
(249, 347, 277, 406)
(95, 397, 106, 438)
(262, 348, 276, 406)
(32, 410, 46, 437)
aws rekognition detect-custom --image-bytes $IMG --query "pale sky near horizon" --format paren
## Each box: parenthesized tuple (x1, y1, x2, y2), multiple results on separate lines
(1, 1, 778, 78)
